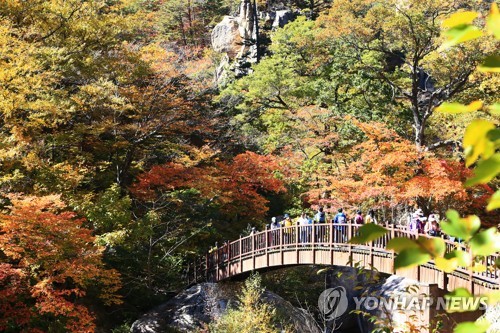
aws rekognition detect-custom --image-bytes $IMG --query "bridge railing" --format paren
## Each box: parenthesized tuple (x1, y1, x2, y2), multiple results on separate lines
(188, 222, 500, 287)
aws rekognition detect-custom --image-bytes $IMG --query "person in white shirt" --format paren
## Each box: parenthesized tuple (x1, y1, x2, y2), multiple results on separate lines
(297, 212, 309, 243)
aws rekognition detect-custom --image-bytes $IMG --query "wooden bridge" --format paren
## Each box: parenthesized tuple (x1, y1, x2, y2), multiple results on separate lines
(188, 222, 500, 295)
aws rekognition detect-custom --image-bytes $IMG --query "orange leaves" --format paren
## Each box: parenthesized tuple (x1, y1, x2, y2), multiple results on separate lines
(132, 152, 286, 220)
(312, 121, 472, 210)
(0, 195, 122, 332)
(0, 264, 30, 331)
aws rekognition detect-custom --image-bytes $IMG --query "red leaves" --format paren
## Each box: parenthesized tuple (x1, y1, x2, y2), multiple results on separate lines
(132, 151, 286, 219)
(0, 195, 122, 332)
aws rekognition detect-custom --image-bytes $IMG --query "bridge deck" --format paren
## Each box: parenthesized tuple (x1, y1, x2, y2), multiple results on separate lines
(188, 223, 500, 295)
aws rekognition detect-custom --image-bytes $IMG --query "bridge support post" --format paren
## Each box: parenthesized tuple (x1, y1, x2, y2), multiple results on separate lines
(422, 283, 440, 333)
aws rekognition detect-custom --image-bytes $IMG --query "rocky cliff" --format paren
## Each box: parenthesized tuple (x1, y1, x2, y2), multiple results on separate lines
(211, 0, 298, 81)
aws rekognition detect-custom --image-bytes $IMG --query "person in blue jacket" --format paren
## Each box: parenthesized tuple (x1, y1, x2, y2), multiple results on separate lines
(333, 208, 347, 243)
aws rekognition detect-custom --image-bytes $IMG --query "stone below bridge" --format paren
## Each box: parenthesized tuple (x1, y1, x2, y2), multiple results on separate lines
(130, 282, 321, 333)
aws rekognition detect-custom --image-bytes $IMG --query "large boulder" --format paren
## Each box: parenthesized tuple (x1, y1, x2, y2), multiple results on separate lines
(211, 16, 243, 58)
(130, 282, 321, 333)
(272, 9, 296, 29)
(211, 0, 301, 81)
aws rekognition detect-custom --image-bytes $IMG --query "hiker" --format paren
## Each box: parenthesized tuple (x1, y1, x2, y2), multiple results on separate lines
(409, 209, 425, 234)
(354, 210, 364, 224)
(315, 206, 328, 242)
(365, 209, 377, 224)
(426, 215, 441, 237)
(270, 217, 280, 246)
(297, 212, 309, 243)
(282, 214, 293, 244)
(315, 207, 327, 223)
(333, 208, 347, 243)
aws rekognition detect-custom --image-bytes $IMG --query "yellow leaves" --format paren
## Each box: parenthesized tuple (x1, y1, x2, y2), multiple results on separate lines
(487, 3, 500, 39)
(442, 11, 479, 29)
(487, 190, 500, 211)
(463, 119, 495, 167)
(435, 257, 459, 273)
(440, 3, 500, 50)
(440, 25, 483, 50)
(435, 101, 483, 114)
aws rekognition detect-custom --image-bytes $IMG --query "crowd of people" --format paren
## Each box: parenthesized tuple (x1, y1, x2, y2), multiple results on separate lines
(264, 207, 377, 232)
(408, 208, 442, 237)
(255, 207, 444, 239)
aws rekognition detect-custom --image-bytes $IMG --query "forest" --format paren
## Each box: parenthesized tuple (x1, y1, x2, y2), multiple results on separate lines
(0, 0, 499, 332)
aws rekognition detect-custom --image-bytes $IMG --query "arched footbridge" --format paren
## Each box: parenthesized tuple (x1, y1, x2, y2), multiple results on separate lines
(188, 223, 500, 295)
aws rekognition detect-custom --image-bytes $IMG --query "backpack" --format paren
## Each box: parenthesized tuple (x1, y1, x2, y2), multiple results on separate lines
(355, 215, 364, 224)
(336, 214, 346, 224)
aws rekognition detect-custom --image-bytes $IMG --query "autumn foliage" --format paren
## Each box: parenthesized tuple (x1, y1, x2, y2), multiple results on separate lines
(132, 151, 286, 220)
(309, 120, 491, 214)
(0, 195, 121, 332)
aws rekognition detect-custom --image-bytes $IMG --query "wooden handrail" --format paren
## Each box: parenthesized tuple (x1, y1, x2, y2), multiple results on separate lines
(188, 222, 500, 291)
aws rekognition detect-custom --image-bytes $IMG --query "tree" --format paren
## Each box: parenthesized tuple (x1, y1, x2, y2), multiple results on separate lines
(0, 0, 220, 195)
(210, 274, 282, 333)
(0, 195, 121, 332)
(132, 151, 286, 224)
(308, 119, 494, 218)
(317, 0, 492, 149)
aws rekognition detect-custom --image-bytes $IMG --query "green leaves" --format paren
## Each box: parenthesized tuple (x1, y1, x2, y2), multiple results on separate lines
(490, 103, 500, 116)
(470, 228, 500, 256)
(394, 248, 431, 269)
(487, 190, 500, 211)
(477, 55, 500, 73)
(388, 236, 445, 269)
(441, 24, 483, 49)
(349, 223, 388, 244)
(463, 119, 496, 167)
(454, 321, 490, 333)
(416, 237, 446, 257)
(465, 154, 500, 186)
(440, 210, 481, 242)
